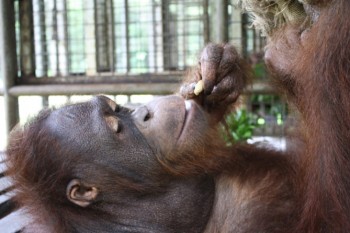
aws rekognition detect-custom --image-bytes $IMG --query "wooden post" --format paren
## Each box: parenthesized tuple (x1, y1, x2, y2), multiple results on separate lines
(0, 0, 19, 136)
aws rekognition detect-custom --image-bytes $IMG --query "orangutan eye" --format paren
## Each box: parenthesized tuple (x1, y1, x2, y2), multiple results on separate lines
(114, 105, 121, 113)
(105, 116, 122, 133)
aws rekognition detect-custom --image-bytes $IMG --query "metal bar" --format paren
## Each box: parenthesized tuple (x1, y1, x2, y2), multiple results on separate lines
(16, 71, 184, 84)
(151, 0, 158, 71)
(161, 0, 169, 70)
(63, 0, 69, 74)
(252, 28, 257, 52)
(216, 0, 228, 43)
(161, 0, 178, 70)
(107, 0, 115, 73)
(8, 82, 275, 96)
(0, 199, 18, 220)
(84, 0, 96, 75)
(56, 0, 69, 75)
(53, 0, 59, 75)
(0, 0, 19, 135)
(19, 0, 35, 77)
(124, 0, 130, 72)
(241, 13, 249, 57)
(8, 83, 181, 96)
(180, 3, 186, 68)
(37, 0, 48, 76)
(203, 0, 210, 44)
(94, 0, 111, 72)
(42, 96, 49, 108)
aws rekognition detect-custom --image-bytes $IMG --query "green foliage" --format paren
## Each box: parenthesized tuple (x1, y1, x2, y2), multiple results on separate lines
(221, 109, 258, 144)
(253, 62, 267, 79)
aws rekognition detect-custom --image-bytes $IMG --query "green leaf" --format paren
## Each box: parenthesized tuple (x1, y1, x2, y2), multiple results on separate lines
(220, 109, 259, 143)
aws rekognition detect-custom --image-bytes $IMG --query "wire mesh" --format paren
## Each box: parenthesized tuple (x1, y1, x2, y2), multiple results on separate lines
(15, 0, 209, 79)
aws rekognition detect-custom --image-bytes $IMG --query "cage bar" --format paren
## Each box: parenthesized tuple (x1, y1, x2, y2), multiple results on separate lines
(19, 0, 35, 77)
(0, 0, 19, 135)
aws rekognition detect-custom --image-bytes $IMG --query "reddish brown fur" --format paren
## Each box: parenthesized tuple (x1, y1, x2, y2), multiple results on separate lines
(264, 1, 350, 232)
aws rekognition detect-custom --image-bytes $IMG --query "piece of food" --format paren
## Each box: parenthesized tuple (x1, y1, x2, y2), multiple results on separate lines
(194, 80, 204, 96)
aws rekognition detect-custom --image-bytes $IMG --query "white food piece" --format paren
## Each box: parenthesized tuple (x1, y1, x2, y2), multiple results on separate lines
(194, 80, 204, 96)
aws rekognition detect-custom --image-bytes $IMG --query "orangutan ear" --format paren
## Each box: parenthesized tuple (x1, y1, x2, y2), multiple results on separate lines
(66, 179, 99, 207)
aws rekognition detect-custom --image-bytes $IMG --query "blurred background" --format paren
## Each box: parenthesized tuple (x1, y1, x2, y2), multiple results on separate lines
(0, 0, 292, 151)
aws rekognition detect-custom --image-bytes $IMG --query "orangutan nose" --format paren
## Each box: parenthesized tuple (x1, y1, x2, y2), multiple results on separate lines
(132, 105, 151, 124)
